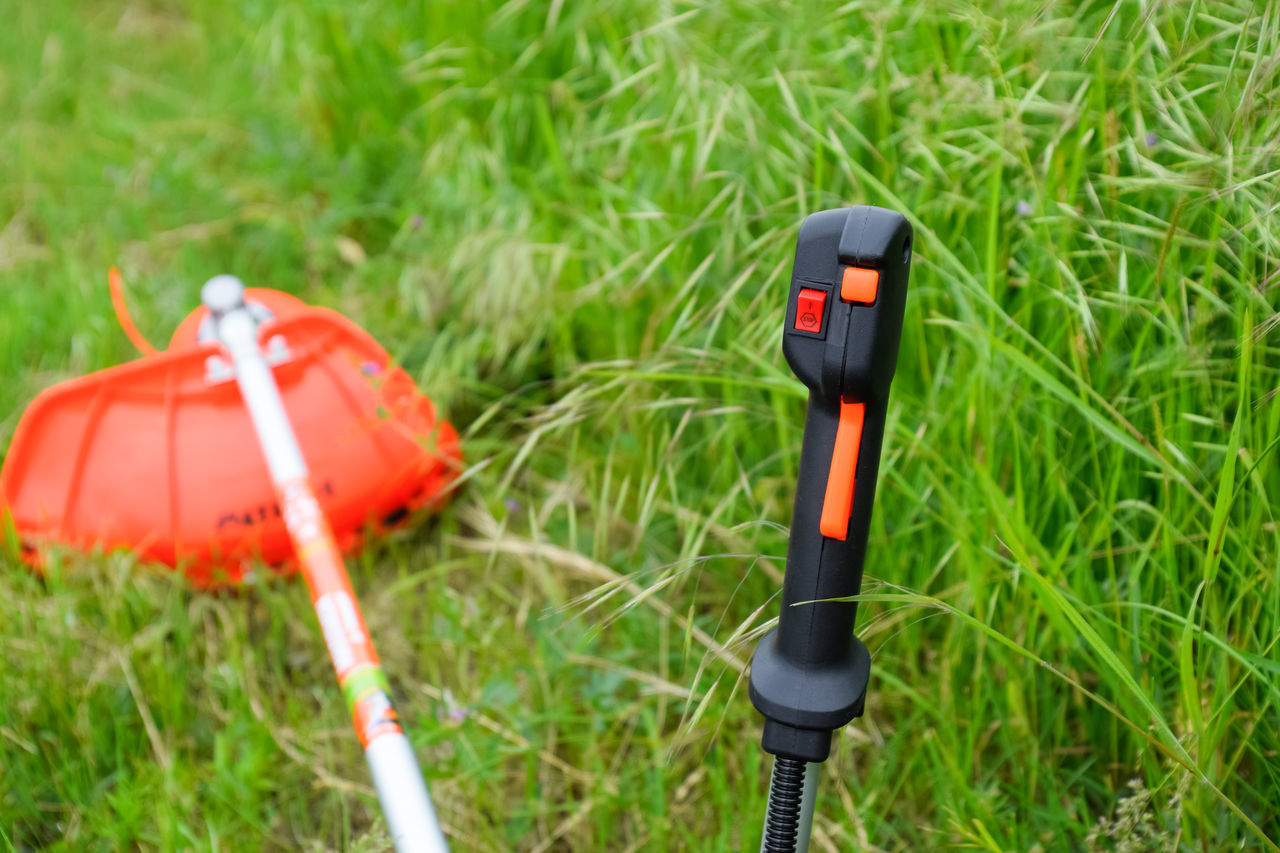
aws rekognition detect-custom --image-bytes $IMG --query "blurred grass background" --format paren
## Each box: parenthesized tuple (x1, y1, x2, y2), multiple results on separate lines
(2, 0, 1279, 850)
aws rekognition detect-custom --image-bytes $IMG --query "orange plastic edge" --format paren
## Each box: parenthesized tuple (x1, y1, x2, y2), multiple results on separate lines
(108, 267, 159, 355)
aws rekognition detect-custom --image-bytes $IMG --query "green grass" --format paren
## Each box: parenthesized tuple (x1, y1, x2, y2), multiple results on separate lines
(2, 0, 1279, 849)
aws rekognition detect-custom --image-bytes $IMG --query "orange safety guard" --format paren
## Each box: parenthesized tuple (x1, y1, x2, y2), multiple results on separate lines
(1, 290, 461, 586)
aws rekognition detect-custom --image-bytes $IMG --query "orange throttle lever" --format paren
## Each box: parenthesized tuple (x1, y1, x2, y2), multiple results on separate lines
(750, 206, 913, 766)
(818, 400, 864, 540)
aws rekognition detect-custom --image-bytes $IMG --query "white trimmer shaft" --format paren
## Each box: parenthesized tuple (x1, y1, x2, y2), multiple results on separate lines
(203, 275, 449, 853)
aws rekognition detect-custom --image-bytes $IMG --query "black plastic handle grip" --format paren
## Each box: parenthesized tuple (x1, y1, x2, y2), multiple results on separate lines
(749, 206, 913, 763)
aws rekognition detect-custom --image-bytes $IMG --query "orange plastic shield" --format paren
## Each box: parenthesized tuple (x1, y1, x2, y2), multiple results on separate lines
(1, 290, 461, 586)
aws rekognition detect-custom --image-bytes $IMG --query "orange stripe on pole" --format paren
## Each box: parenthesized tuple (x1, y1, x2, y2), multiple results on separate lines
(278, 476, 398, 746)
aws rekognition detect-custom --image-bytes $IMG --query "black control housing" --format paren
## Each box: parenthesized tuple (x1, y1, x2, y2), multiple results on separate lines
(749, 206, 913, 763)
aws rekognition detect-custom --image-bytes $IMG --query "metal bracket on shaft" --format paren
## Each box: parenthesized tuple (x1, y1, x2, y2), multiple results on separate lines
(199, 276, 290, 384)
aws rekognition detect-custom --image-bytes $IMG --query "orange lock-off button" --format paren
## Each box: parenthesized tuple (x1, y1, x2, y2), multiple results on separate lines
(841, 267, 879, 304)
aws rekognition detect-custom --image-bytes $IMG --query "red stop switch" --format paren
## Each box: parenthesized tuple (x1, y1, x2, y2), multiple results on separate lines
(794, 288, 826, 333)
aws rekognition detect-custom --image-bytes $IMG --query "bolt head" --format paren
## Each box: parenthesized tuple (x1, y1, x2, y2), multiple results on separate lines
(201, 275, 247, 317)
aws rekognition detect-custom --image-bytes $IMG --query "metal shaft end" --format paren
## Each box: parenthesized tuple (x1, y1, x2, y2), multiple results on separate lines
(202, 275, 247, 318)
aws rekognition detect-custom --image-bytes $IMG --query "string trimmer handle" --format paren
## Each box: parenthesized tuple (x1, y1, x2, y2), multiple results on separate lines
(749, 206, 913, 763)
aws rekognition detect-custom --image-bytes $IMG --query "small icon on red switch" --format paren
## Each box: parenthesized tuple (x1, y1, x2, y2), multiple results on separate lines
(794, 288, 826, 333)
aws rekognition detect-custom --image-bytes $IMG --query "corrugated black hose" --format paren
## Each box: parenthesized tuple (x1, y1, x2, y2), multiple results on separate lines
(761, 756, 807, 852)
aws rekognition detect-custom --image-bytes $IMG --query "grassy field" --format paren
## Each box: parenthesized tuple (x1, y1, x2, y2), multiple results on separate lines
(3, 0, 1279, 850)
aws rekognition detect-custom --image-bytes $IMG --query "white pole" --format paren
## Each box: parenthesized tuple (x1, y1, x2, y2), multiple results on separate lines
(795, 761, 818, 853)
(203, 275, 449, 853)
